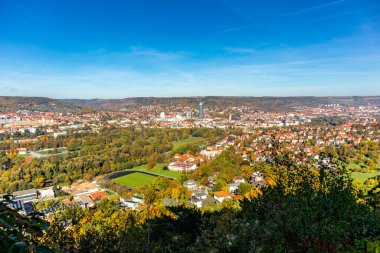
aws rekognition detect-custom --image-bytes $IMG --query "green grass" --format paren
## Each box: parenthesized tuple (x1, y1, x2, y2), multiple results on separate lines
(17, 153, 30, 157)
(112, 172, 157, 187)
(36, 147, 67, 155)
(133, 163, 183, 179)
(346, 163, 364, 170)
(36, 150, 50, 155)
(57, 147, 67, 152)
(172, 136, 205, 149)
(351, 171, 380, 183)
(346, 162, 380, 170)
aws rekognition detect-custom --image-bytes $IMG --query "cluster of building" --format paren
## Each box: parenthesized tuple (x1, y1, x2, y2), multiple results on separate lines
(1, 188, 55, 216)
(149, 103, 379, 130)
(2, 185, 145, 219)
(1, 103, 378, 145)
(167, 136, 235, 173)
(183, 171, 266, 208)
(1, 102, 379, 214)
(236, 122, 379, 167)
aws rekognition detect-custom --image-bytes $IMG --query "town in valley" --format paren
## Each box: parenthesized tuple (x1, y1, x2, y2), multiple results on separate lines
(1, 96, 379, 216)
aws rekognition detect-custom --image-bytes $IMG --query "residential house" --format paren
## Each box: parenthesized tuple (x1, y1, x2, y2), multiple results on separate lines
(122, 200, 139, 210)
(132, 196, 144, 204)
(233, 176, 245, 184)
(250, 172, 266, 188)
(228, 182, 241, 194)
(213, 191, 233, 203)
(89, 191, 107, 201)
(183, 180, 198, 190)
(78, 194, 95, 208)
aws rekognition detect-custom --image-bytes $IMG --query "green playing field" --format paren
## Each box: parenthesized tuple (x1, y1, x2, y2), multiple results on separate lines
(112, 172, 157, 187)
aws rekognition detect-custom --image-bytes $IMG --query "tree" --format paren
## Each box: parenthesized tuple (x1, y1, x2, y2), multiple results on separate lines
(236, 165, 380, 252)
(147, 156, 155, 170)
(236, 182, 253, 195)
(0, 200, 53, 252)
(34, 176, 45, 188)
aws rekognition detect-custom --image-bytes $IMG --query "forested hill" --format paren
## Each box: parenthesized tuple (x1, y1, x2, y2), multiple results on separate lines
(0, 96, 83, 113)
(63, 96, 380, 111)
(1, 96, 379, 112)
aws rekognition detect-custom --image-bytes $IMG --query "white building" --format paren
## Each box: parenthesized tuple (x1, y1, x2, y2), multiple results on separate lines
(38, 188, 55, 200)
(53, 131, 67, 138)
(183, 180, 198, 190)
(168, 162, 197, 172)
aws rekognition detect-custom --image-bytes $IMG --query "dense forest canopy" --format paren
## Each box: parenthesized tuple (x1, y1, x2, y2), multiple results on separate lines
(2, 160, 380, 252)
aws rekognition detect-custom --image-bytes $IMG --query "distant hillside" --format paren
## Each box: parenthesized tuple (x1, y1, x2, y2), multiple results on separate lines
(0, 96, 83, 113)
(1, 96, 379, 113)
(62, 96, 380, 111)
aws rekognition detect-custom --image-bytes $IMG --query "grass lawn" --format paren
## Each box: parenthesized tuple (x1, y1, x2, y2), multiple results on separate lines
(172, 136, 205, 149)
(133, 163, 183, 179)
(17, 153, 30, 157)
(57, 147, 67, 152)
(346, 162, 380, 170)
(36, 147, 68, 155)
(345, 162, 371, 171)
(112, 172, 157, 187)
(351, 171, 380, 183)
(36, 150, 50, 155)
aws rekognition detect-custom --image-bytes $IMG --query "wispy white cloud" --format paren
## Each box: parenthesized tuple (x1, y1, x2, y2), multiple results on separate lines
(218, 24, 256, 34)
(224, 47, 256, 54)
(0, 83, 20, 94)
(282, 0, 345, 17)
(129, 47, 185, 61)
(219, 0, 255, 22)
(1, 28, 379, 98)
(218, 0, 347, 34)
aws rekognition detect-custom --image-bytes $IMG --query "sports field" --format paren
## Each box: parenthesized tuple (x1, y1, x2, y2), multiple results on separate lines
(133, 163, 182, 179)
(112, 172, 157, 187)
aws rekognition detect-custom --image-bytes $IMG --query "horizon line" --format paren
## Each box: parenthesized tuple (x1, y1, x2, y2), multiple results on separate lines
(1, 95, 380, 100)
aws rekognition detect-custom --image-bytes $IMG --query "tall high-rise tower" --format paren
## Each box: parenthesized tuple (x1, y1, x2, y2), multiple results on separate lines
(199, 101, 204, 119)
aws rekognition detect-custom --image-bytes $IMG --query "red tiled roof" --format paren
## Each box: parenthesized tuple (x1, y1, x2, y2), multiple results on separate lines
(233, 195, 244, 200)
(214, 191, 233, 198)
(89, 191, 107, 200)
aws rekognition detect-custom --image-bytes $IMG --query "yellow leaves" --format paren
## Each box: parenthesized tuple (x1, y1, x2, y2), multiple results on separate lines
(2, 171, 11, 180)
(35, 176, 45, 187)
(308, 168, 320, 178)
(308, 168, 321, 190)
(351, 179, 364, 198)
(148, 205, 162, 217)
(171, 187, 181, 199)
(356, 197, 366, 204)
(266, 177, 276, 187)
(185, 189, 192, 199)
(79, 214, 91, 227)
(39, 136, 49, 142)
(109, 195, 119, 202)
(244, 188, 262, 199)
(221, 185, 230, 192)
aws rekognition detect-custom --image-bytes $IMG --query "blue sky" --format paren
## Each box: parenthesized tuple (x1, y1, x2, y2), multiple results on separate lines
(0, 0, 379, 98)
